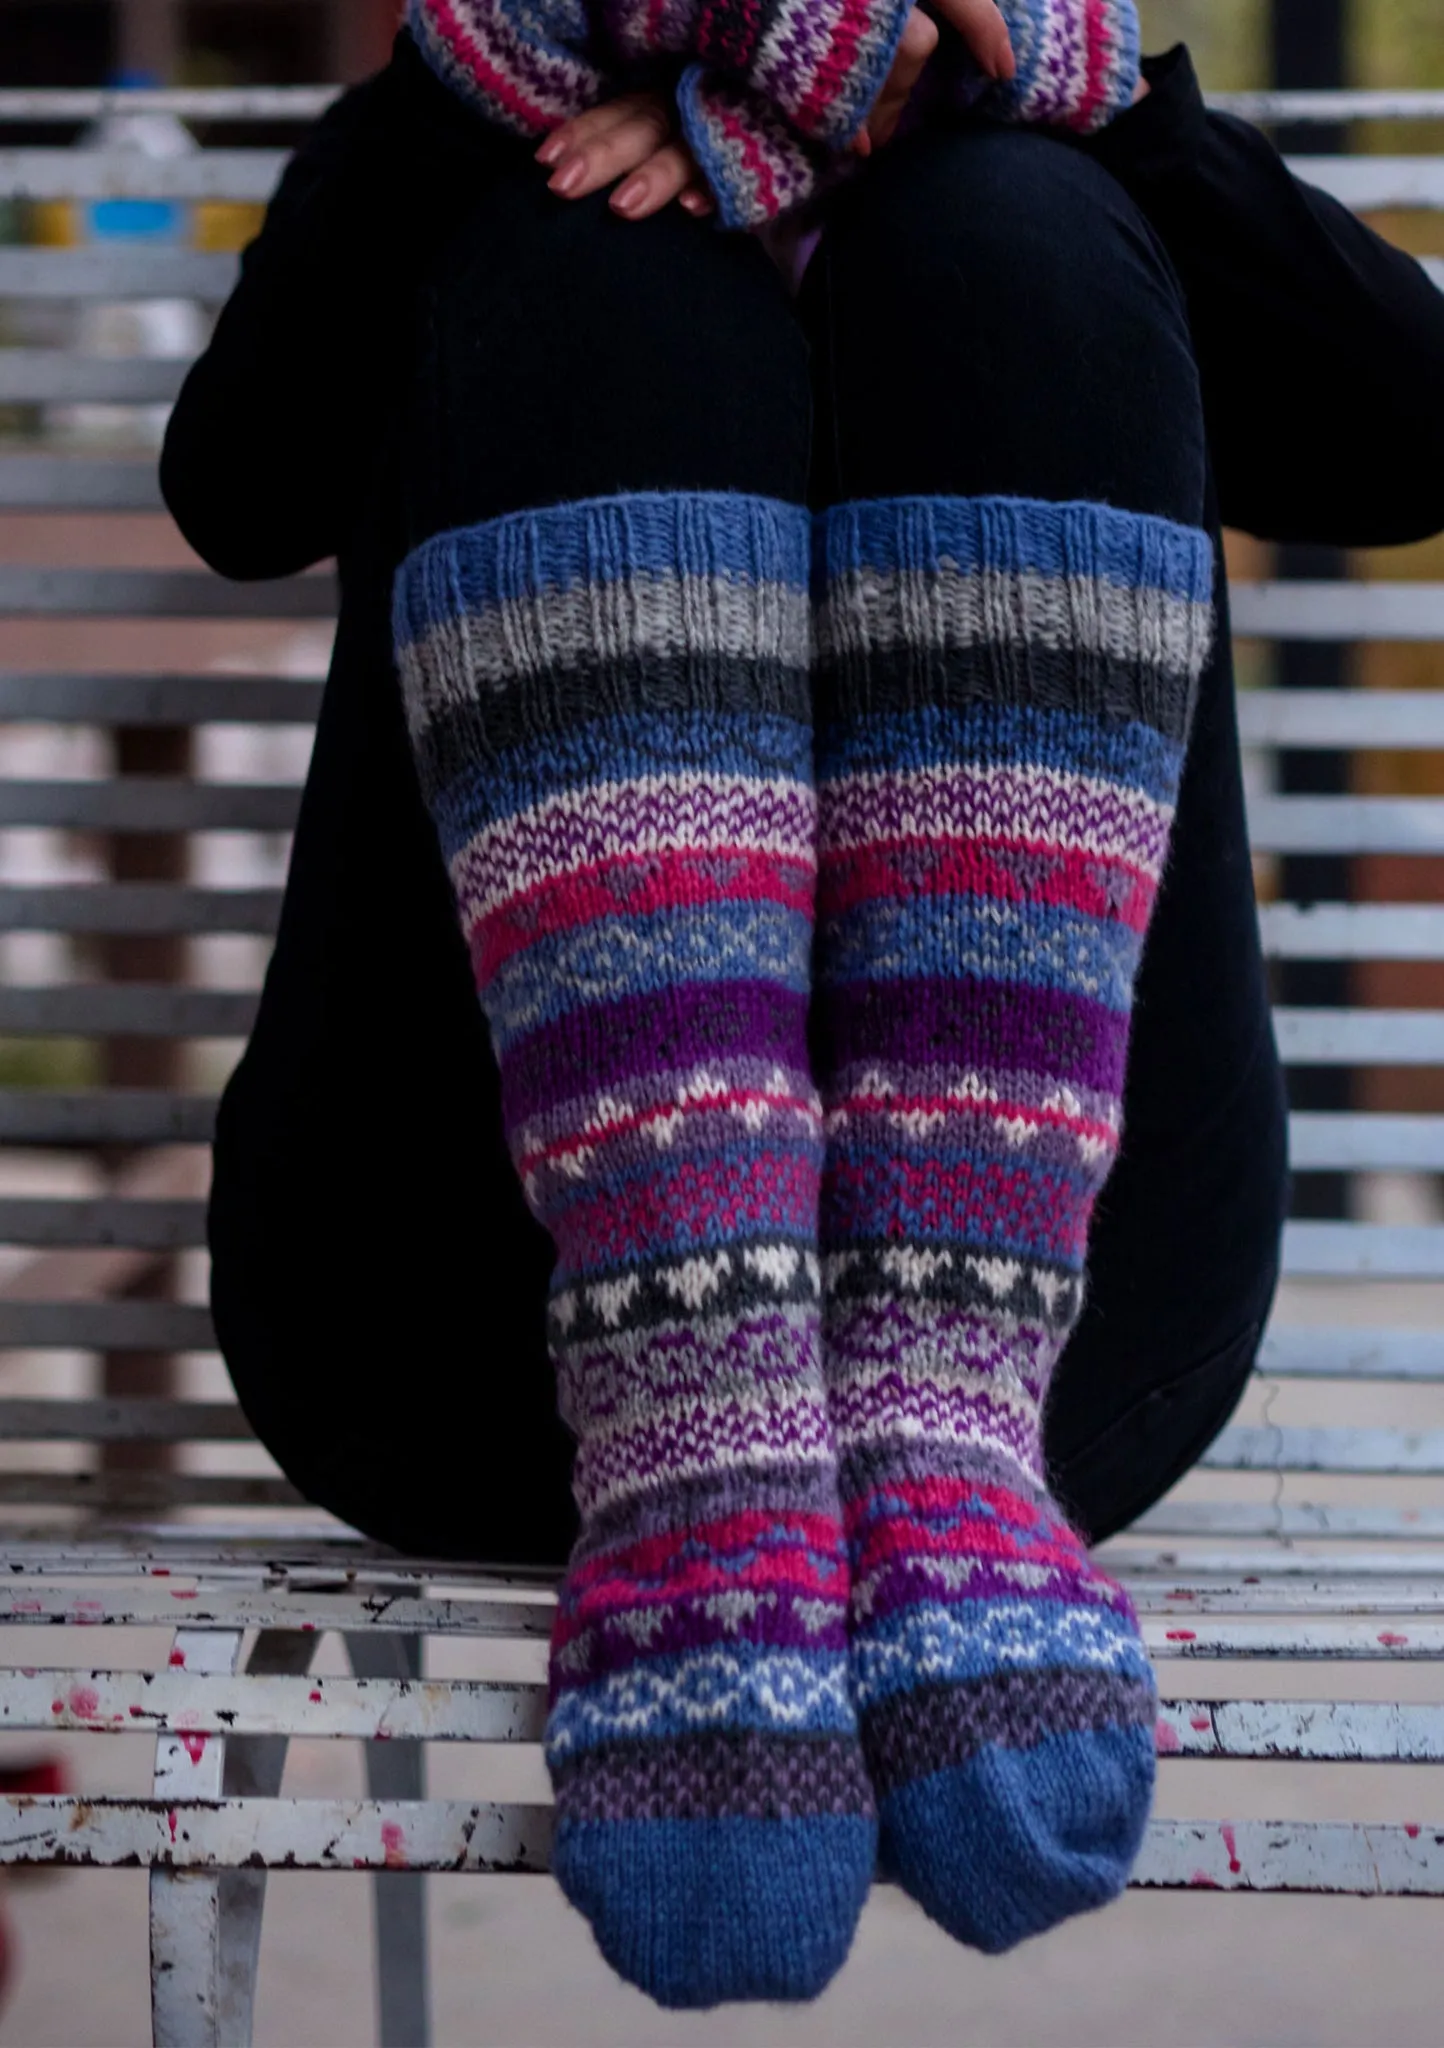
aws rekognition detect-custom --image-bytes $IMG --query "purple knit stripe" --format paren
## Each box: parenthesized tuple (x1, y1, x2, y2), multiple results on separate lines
(503, 980, 811, 1129)
(821, 975, 1129, 1101)
(830, 1386, 1042, 1481)
(561, 1311, 829, 1430)
(826, 1297, 1055, 1404)
(862, 1668, 1157, 1799)
(825, 1056, 1120, 1135)
(554, 1588, 852, 1688)
(828, 1100, 1114, 1178)
(551, 1727, 875, 1822)
(855, 1552, 1129, 1629)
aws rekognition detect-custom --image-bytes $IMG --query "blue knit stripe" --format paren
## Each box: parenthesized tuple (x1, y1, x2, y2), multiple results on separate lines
(547, 1642, 859, 1760)
(850, 1598, 1155, 1712)
(813, 494, 1215, 602)
(815, 704, 1185, 808)
(395, 490, 812, 652)
(821, 894, 1145, 1012)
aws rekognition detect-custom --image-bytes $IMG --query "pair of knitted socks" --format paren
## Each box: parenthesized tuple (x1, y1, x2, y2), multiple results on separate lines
(395, 487, 1212, 2008)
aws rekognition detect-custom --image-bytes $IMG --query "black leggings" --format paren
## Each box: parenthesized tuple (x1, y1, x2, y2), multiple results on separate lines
(213, 114, 1287, 1562)
(401, 114, 1287, 1544)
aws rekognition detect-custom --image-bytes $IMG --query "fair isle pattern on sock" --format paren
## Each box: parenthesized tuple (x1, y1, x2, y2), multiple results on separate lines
(394, 492, 875, 2009)
(812, 495, 1213, 1954)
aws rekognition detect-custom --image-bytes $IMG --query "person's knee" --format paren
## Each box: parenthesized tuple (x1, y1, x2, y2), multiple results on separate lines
(412, 164, 809, 533)
(810, 125, 1205, 517)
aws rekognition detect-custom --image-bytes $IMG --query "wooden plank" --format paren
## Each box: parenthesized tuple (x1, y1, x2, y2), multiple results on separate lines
(1289, 1113, 1444, 1171)
(1158, 1700, 1444, 1763)
(1239, 691, 1444, 749)
(0, 456, 164, 510)
(0, 1198, 207, 1250)
(1135, 1821, 1444, 1896)
(1203, 1426, 1444, 1477)
(0, 986, 257, 1038)
(0, 885, 279, 936)
(0, 568, 334, 620)
(0, 150, 287, 205)
(1283, 1222, 1444, 1279)
(1257, 1327, 1444, 1381)
(0, 779, 301, 832)
(0, 1399, 247, 1443)
(1261, 905, 1444, 961)
(0, 249, 238, 302)
(0, 1585, 553, 1636)
(1230, 582, 1444, 640)
(0, 1090, 216, 1145)
(0, 1671, 545, 1742)
(0, 1301, 216, 1351)
(1250, 797, 1444, 855)
(1274, 1008, 1444, 1065)
(0, 673, 323, 724)
(0, 1797, 552, 1875)
(0, 352, 189, 405)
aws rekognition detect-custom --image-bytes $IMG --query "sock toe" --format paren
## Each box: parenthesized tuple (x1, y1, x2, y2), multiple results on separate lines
(881, 1724, 1155, 1954)
(553, 1813, 878, 2007)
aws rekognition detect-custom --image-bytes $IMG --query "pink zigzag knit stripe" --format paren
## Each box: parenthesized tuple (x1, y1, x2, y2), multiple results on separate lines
(819, 839, 1159, 933)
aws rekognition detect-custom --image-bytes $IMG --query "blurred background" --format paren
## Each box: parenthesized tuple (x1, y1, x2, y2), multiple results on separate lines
(0, 3, 1443, 2044)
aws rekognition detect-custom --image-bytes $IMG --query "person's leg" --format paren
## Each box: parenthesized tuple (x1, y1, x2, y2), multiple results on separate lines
(803, 118, 1287, 1546)
(799, 120, 1231, 1952)
(393, 158, 875, 2008)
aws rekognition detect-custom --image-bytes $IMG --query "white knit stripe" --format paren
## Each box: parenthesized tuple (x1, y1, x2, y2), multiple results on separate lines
(815, 564, 1214, 681)
(398, 570, 810, 738)
(515, 1053, 822, 1164)
(446, 769, 817, 924)
(818, 758, 1173, 872)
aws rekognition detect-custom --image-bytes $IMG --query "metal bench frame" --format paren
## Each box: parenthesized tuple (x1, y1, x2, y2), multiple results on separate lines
(1, 83, 1444, 2047)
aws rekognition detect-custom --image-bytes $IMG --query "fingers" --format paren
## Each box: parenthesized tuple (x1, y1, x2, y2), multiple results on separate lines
(931, 0, 1016, 81)
(858, 6, 940, 153)
(612, 143, 714, 219)
(536, 94, 673, 199)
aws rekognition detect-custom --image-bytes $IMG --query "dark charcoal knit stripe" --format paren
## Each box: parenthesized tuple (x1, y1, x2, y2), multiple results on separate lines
(863, 1668, 1159, 1799)
(814, 643, 1196, 745)
(826, 1241, 1081, 1335)
(410, 652, 812, 794)
(551, 1238, 820, 1350)
(552, 1728, 877, 1822)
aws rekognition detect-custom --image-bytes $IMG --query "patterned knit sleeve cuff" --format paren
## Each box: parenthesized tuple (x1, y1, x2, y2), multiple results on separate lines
(997, 0, 1142, 135)
(407, 0, 609, 137)
(676, 63, 845, 229)
(626, 0, 912, 149)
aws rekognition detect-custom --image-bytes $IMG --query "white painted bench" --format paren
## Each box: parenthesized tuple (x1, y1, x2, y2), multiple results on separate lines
(1, 81, 1444, 2048)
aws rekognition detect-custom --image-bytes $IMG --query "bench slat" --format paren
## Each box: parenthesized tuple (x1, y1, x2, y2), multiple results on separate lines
(0, 1090, 216, 1144)
(0, 1302, 215, 1351)
(0, 885, 279, 935)
(0, 673, 323, 724)
(0, 248, 238, 301)
(1261, 905, 1444, 960)
(0, 352, 189, 405)
(1231, 582, 1444, 640)
(0, 1473, 300, 1510)
(0, 1672, 545, 1741)
(1280, 154, 1444, 209)
(0, 1585, 553, 1634)
(0, 778, 301, 832)
(0, 456, 164, 510)
(0, 1400, 246, 1442)
(0, 986, 256, 1038)
(1204, 1427, 1444, 1477)
(1249, 797, 1444, 855)
(1258, 1327, 1444, 1380)
(1288, 1113, 1444, 1170)
(0, 1198, 206, 1250)
(0, 149, 286, 204)
(0, 567, 334, 619)
(1136, 1821, 1444, 1897)
(0, 87, 337, 120)
(1283, 1221, 1444, 1279)
(1274, 1008, 1444, 1065)
(1132, 1502, 1444, 1541)
(1239, 690, 1444, 748)
(1158, 1701, 1444, 1762)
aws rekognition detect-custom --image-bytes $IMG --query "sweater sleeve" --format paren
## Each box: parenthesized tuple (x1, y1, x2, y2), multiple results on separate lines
(406, 0, 610, 136)
(1083, 45, 1444, 547)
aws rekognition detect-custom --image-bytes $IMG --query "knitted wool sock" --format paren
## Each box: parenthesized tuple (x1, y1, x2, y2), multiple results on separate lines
(394, 491, 876, 2008)
(812, 495, 1214, 1953)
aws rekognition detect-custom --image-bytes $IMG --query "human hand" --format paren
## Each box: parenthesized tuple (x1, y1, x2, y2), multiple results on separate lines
(854, 1, 1015, 156)
(536, 92, 715, 219)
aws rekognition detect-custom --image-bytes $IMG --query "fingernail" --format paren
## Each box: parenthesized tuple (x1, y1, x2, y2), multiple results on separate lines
(536, 134, 565, 165)
(612, 178, 646, 214)
(679, 190, 706, 215)
(550, 157, 585, 195)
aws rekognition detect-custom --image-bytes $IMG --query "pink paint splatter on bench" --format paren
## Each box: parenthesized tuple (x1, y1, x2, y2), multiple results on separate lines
(1221, 1823, 1242, 1874)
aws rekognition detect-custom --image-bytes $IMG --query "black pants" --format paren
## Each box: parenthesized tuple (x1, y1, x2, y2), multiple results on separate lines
(215, 115, 1288, 1560)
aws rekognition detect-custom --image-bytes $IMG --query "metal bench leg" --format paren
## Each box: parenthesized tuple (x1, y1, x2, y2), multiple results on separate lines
(347, 1633, 430, 2048)
(215, 1630, 325, 2048)
(151, 1630, 242, 2048)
